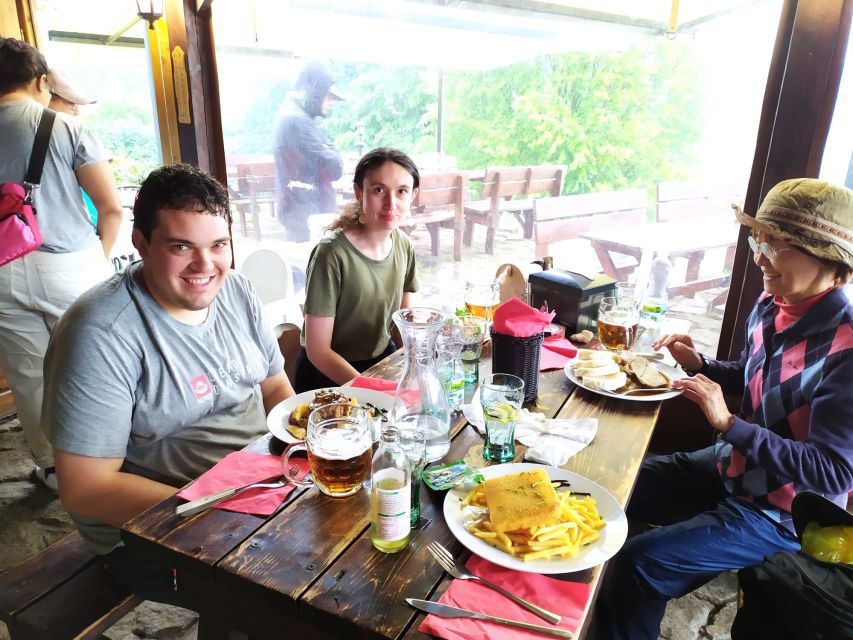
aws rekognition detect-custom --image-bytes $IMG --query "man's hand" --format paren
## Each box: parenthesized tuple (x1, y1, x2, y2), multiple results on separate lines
(671, 374, 734, 432)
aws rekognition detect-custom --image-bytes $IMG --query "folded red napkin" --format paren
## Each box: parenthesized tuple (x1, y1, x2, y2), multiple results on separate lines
(350, 375, 397, 395)
(539, 335, 579, 371)
(493, 297, 555, 338)
(418, 555, 590, 640)
(350, 375, 420, 407)
(177, 451, 309, 516)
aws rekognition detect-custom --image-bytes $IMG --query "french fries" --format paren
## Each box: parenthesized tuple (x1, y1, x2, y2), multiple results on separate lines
(461, 481, 606, 561)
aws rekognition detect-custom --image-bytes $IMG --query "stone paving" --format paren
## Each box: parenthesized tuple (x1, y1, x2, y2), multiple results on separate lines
(1, 214, 737, 639)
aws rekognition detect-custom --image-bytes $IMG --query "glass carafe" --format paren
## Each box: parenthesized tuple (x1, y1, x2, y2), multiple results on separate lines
(392, 308, 450, 463)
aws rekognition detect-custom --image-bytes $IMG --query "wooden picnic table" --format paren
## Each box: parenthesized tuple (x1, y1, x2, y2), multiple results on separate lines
(122, 346, 662, 639)
(581, 216, 738, 298)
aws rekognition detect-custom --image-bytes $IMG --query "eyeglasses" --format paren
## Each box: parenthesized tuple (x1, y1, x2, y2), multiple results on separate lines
(747, 235, 794, 260)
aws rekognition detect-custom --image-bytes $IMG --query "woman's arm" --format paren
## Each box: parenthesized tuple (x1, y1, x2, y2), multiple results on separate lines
(76, 161, 123, 257)
(304, 314, 361, 384)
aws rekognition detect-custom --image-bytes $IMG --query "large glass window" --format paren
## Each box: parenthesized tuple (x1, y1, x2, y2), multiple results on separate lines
(213, 0, 783, 354)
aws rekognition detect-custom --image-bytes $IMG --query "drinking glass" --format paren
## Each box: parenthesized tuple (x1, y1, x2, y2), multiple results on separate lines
(394, 418, 427, 527)
(283, 403, 372, 497)
(597, 296, 640, 351)
(464, 279, 500, 322)
(615, 281, 638, 304)
(458, 315, 488, 385)
(480, 373, 525, 463)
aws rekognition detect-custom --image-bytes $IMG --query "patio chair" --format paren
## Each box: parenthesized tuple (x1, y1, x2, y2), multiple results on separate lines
(511, 164, 567, 239)
(240, 248, 304, 382)
(462, 166, 530, 254)
(405, 171, 469, 261)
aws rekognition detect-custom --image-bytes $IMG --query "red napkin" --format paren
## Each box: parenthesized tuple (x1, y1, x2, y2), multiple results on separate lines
(350, 375, 419, 407)
(176, 451, 309, 516)
(418, 555, 590, 639)
(493, 297, 555, 338)
(539, 335, 579, 371)
(350, 375, 397, 395)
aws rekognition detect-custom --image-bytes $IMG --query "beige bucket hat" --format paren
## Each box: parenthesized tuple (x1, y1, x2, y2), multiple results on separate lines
(733, 178, 853, 268)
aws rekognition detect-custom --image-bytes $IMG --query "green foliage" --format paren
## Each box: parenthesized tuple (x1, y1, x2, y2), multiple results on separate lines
(83, 101, 159, 186)
(224, 80, 290, 154)
(444, 40, 706, 194)
(323, 61, 437, 154)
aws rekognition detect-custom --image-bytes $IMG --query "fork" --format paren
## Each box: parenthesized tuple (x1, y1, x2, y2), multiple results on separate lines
(426, 541, 562, 624)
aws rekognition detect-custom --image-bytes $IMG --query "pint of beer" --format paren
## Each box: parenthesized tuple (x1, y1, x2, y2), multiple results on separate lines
(597, 296, 640, 351)
(464, 279, 500, 322)
(283, 403, 372, 497)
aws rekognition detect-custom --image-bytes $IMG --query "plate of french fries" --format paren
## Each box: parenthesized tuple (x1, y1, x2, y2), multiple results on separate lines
(443, 463, 628, 574)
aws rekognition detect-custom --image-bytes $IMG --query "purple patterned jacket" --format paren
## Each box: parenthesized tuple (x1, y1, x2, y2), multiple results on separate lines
(705, 288, 853, 527)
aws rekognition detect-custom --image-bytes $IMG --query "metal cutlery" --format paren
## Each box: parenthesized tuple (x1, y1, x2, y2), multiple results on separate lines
(426, 541, 562, 624)
(406, 598, 572, 638)
(175, 471, 289, 517)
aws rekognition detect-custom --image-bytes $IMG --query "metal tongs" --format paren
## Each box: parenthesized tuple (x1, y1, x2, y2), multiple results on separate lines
(175, 473, 285, 517)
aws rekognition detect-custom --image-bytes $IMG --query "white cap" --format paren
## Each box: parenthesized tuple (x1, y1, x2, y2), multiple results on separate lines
(47, 68, 96, 105)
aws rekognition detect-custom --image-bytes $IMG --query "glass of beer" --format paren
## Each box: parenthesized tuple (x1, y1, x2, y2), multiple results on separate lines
(597, 296, 640, 351)
(464, 279, 500, 322)
(282, 403, 372, 497)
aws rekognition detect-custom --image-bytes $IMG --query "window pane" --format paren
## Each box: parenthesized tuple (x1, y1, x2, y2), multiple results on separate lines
(214, 1, 783, 356)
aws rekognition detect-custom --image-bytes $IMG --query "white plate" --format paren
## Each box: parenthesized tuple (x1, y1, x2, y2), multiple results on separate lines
(266, 387, 394, 444)
(443, 462, 628, 574)
(563, 357, 685, 402)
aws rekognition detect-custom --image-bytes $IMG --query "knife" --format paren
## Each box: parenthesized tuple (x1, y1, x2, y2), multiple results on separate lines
(175, 473, 284, 518)
(406, 598, 572, 638)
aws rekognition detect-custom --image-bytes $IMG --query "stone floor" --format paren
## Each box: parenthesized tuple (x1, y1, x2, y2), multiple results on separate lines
(1, 212, 737, 639)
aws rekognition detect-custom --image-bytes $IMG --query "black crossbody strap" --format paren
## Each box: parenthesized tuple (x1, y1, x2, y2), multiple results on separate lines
(24, 108, 56, 187)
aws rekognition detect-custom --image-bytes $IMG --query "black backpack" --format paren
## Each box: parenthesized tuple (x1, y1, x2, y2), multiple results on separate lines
(731, 493, 853, 640)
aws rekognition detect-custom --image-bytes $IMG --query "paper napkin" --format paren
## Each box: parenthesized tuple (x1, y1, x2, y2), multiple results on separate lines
(463, 396, 598, 467)
(492, 297, 555, 338)
(176, 450, 309, 517)
(539, 335, 578, 371)
(350, 375, 397, 395)
(418, 554, 590, 640)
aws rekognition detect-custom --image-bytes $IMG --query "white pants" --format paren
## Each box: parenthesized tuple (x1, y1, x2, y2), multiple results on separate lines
(0, 243, 112, 467)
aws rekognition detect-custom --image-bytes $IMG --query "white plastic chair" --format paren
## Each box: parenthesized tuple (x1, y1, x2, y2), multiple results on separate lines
(239, 249, 304, 338)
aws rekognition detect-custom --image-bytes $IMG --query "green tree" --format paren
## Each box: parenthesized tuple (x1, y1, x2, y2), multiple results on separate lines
(84, 101, 159, 185)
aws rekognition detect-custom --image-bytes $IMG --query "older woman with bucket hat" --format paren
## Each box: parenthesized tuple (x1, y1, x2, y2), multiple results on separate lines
(591, 178, 853, 640)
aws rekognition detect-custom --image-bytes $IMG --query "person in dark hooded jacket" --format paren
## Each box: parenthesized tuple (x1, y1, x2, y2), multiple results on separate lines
(274, 61, 344, 242)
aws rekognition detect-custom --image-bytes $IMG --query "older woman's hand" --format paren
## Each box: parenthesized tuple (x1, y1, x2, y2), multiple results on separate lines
(671, 374, 734, 432)
(653, 333, 704, 371)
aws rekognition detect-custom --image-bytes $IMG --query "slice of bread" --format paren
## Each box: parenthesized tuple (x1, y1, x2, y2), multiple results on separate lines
(483, 468, 561, 533)
(583, 371, 628, 391)
(572, 360, 620, 377)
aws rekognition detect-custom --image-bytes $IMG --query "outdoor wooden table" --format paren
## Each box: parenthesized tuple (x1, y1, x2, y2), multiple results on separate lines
(122, 347, 662, 640)
(581, 216, 738, 298)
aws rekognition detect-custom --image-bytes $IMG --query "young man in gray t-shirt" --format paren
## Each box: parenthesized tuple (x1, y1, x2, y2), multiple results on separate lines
(43, 164, 295, 604)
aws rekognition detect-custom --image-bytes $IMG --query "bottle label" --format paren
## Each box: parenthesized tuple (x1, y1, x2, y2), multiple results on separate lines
(373, 468, 410, 540)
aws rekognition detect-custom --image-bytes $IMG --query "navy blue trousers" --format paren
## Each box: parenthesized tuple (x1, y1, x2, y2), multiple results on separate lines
(590, 446, 800, 640)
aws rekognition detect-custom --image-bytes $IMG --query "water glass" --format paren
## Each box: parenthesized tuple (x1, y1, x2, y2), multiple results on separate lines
(615, 281, 638, 304)
(458, 315, 487, 385)
(597, 296, 640, 351)
(464, 279, 500, 322)
(480, 374, 525, 463)
(394, 417, 427, 527)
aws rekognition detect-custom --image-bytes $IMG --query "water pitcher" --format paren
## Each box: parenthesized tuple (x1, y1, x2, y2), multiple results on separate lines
(392, 308, 450, 462)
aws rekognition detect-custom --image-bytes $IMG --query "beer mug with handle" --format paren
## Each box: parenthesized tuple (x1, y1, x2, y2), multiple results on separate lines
(597, 296, 640, 351)
(283, 403, 372, 497)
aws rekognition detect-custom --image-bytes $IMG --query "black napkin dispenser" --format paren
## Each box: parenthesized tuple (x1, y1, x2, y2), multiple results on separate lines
(528, 269, 616, 334)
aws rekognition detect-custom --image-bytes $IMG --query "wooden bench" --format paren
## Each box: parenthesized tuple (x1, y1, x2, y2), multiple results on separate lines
(0, 531, 141, 639)
(656, 180, 743, 222)
(405, 171, 469, 261)
(532, 188, 647, 258)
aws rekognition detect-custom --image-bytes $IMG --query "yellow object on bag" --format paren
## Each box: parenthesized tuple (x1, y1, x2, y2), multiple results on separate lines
(801, 522, 853, 564)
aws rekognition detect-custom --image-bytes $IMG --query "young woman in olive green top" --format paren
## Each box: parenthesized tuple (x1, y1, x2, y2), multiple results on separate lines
(294, 148, 420, 392)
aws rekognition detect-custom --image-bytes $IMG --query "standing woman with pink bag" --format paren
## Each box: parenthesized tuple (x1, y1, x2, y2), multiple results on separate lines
(0, 38, 123, 489)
